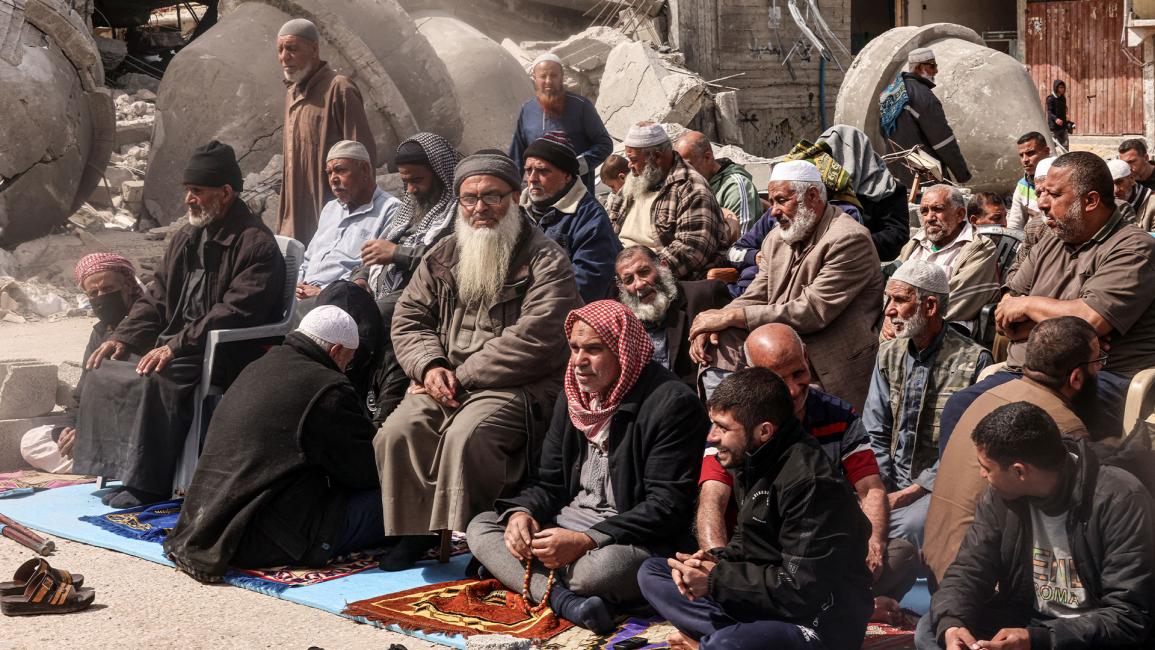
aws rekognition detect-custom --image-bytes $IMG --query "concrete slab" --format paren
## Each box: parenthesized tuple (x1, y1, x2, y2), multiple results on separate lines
(0, 361, 58, 419)
(596, 41, 706, 140)
(0, 413, 69, 471)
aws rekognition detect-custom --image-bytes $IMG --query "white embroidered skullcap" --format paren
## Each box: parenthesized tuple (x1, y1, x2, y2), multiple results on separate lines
(1108, 158, 1133, 181)
(1034, 156, 1057, 181)
(326, 140, 371, 164)
(769, 160, 823, 184)
(908, 48, 935, 64)
(298, 305, 359, 350)
(278, 18, 319, 42)
(890, 259, 950, 296)
(623, 121, 670, 148)
(532, 53, 564, 70)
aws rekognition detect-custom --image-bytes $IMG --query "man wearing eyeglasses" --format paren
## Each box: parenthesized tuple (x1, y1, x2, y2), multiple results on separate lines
(372, 151, 582, 571)
(924, 316, 1097, 585)
(883, 47, 971, 188)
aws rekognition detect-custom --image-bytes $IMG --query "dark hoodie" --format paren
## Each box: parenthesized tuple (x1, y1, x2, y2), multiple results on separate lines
(1046, 80, 1068, 132)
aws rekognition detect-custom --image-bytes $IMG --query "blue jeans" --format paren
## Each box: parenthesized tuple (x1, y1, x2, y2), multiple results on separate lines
(637, 558, 827, 650)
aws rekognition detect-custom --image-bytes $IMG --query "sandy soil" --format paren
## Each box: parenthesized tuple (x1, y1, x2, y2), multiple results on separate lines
(0, 534, 446, 649)
(0, 318, 96, 366)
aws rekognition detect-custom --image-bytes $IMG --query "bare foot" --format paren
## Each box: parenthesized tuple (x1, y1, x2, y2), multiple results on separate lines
(871, 595, 903, 625)
(668, 631, 700, 649)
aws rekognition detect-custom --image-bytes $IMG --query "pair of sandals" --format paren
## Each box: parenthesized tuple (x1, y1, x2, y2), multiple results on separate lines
(0, 558, 95, 616)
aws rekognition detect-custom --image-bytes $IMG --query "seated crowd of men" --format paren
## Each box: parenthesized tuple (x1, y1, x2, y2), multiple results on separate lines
(45, 19, 1155, 650)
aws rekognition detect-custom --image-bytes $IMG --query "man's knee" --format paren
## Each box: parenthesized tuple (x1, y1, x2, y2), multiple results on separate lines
(567, 548, 647, 597)
(465, 511, 506, 561)
(876, 537, 921, 600)
(637, 556, 672, 590)
(914, 614, 944, 650)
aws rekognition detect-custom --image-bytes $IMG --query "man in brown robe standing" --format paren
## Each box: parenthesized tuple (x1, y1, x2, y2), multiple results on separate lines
(276, 18, 376, 245)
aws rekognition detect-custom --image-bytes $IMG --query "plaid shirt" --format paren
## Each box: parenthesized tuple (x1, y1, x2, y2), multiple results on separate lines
(608, 155, 727, 280)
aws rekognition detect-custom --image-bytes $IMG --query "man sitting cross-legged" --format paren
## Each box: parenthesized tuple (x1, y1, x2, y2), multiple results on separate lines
(916, 402, 1155, 649)
(639, 368, 873, 650)
(467, 301, 708, 633)
(373, 152, 582, 570)
(696, 323, 920, 619)
(164, 306, 384, 580)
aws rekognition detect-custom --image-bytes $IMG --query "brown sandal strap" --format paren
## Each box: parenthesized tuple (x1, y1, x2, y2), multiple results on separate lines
(24, 573, 74, 605)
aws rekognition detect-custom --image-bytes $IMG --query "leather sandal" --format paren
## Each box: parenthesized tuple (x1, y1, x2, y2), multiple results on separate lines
(0, 558, 84, 596)
(1, 572, 95, 616)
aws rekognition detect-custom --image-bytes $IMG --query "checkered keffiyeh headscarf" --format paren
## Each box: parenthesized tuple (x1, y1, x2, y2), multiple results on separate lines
(381, 132, 462, 248)
(564, 300, 654, 438)
(74, 252, 135, 287)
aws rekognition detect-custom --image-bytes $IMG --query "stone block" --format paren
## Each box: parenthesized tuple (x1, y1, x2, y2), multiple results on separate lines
(95, 35, 127, 71)
(57, 361, 83, 409)
(466, 635, 532, 650)
(550, 26, 629, 72)
(0, 361, 59, 419)
(714, 91, 744, 146)
(596, 41, 707, 139)
(86, 178, 115, 208)
(117, 71, 160, 94)
(121, 179, 145, 204)
(115, 117, 154, 148)
(0, 414, 71, 471)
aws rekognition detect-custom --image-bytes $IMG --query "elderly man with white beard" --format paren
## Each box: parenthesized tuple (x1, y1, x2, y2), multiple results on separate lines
(609, 121, 728, 281)
(372, 152, 583, 571)
(688, 160, 884, 411)
(862, 260, 991, 549)
(75, 141, 286, 508)
(615, 246, 731, 387)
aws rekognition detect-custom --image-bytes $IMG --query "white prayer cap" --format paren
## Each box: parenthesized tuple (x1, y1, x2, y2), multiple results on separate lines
(1108, 158, 1133, 181)
(326, 140, 371, 164)
(890, 259, 950, 296)
(531, 53, 564, 70)
(908, 48, 935, 64)
(769, 160, 823, 184)
(278, 18, 319, 42)
(623, 121, 670, 148)
(1034, 156, 1057, 181)
(298, 305, 359, 350)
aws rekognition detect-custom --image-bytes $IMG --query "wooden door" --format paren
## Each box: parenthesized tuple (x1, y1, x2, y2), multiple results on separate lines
(1025, 0, 1144, 135)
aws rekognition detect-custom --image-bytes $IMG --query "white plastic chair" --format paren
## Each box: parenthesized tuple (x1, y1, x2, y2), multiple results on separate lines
(171, 235, 304, 493)
(1124, 368, 1155, 436)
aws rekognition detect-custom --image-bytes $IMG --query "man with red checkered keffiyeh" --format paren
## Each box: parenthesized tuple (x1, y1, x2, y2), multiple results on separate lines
(466, 300, 709, 635)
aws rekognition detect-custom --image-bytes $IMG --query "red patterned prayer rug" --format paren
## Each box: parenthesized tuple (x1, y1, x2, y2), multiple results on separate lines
(861, 610, 919, 649)
(0, 470, 95, 497)
(343, 578, 574, 641)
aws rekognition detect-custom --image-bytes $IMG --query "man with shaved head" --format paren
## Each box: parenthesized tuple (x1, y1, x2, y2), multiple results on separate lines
(276, 18, 377, 244)
(697, 323, 921, 609)
(509, 53, 613, 192)
(674, 130, 760, 235)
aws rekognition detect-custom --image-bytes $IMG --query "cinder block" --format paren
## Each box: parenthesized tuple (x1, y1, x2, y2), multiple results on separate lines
(0, 414, 70, 472)
(0, 361, 58, 419)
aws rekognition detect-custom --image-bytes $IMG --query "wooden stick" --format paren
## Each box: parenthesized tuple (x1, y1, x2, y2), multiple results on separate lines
(0, 514, 54, 555)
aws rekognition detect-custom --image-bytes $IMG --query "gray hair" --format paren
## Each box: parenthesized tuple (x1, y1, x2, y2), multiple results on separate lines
(925, 185, 966, 212)
(915, 286, 950, 315)
(790, 180, 827, 202)
(297, 330, 336, 353)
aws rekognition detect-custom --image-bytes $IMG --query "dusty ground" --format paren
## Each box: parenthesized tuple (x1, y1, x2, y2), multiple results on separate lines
(0, 534, 446, 649)
(0, 318, 95, 365)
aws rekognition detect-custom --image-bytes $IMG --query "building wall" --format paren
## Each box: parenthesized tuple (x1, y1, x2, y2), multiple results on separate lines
(671, 0, 849, 157)
(905, 0, 1016, 35)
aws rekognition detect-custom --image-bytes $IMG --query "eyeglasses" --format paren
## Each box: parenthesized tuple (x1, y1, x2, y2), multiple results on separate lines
(458, 192, 514, 208)
(1072, 353, 1109, 372)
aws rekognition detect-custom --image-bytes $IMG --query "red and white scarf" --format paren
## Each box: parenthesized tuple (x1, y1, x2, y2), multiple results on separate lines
(563, 300, 654, 438)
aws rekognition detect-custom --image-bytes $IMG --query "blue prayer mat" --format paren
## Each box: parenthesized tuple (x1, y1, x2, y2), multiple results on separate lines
(79, 498, 183, 543)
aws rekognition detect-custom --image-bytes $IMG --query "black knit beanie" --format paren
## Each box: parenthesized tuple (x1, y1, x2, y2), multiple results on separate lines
(183, 140, 244, 191)
(523, 132, 580, 177)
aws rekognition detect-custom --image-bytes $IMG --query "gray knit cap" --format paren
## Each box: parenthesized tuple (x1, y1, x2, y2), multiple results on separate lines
(453, 151, 522, 195)
(278, 18, 319, 41)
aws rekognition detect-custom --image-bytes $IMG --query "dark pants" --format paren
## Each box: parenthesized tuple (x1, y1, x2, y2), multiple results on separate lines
(370, 292, 408, 423)
(637, 558, 827, 650)
(332, 489, 387, 557)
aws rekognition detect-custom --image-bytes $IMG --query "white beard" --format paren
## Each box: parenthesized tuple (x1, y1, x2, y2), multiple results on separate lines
(621, 159, 665, 201)
(619, 265, 678, 326)
(454, 203, 523, 309)
(891, 307, 929, 340)
(187, 196, 226, 228)
(777, 201, 820, 245)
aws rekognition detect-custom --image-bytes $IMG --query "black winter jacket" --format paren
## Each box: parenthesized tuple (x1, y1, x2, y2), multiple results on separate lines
(495, 362, 708, 555)
(708, 419, 874, 650)
(163, 333, 379, 578)
(932, 440, 1155, 649)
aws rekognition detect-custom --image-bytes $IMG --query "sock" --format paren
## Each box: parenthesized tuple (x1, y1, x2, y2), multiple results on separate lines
(548, 584, 615, 635)
(100, 487, 126, 506)
(378, 534, 438, 572)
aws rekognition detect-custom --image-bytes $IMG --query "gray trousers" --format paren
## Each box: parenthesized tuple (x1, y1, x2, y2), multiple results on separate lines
(890, 491, 931, 548)
(466, 510, 652, 605)
(375, 389, 529, 535)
